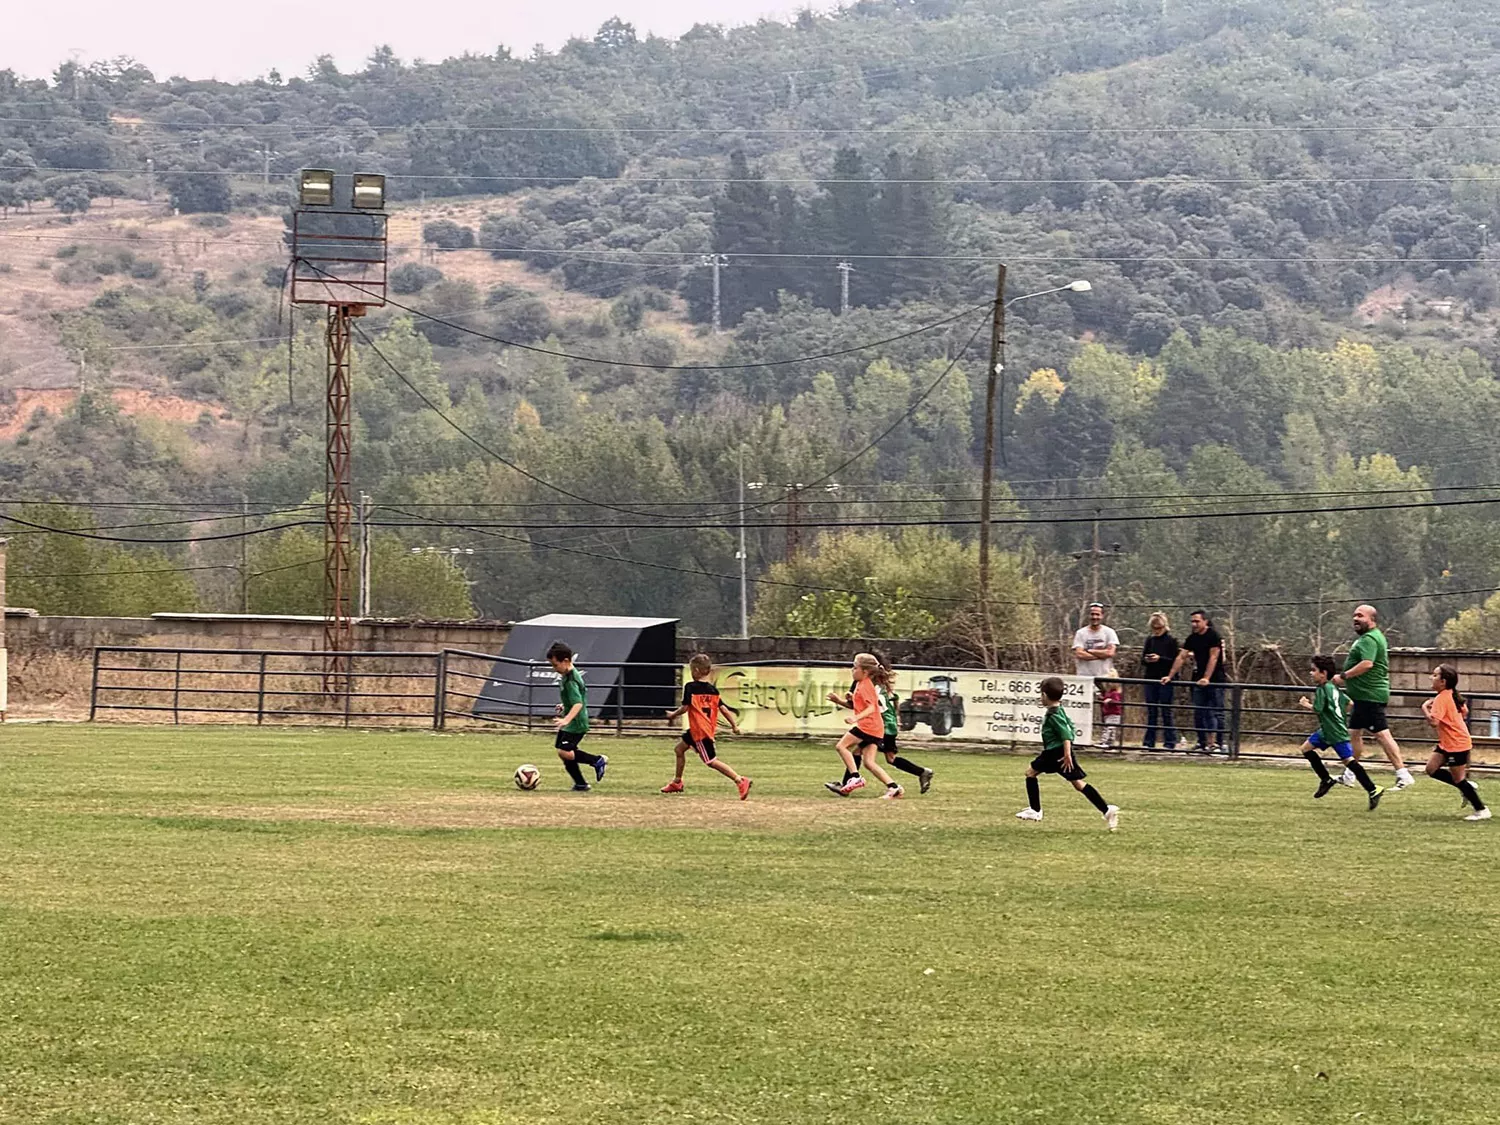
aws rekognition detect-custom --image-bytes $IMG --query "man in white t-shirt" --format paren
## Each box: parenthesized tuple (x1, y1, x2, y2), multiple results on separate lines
(1071, 603, 1119, 678)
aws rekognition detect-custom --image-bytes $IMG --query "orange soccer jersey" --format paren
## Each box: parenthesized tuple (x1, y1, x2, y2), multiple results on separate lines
(1432, 689, 1473, 752)
(682, 680, 726, 743)
(852, 678, 884, 738)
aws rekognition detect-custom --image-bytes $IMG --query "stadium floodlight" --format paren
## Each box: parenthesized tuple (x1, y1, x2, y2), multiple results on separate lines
(1067, 279, 1093, 292)
(299, 168, 335, 207)
(352, 173, 386, 210)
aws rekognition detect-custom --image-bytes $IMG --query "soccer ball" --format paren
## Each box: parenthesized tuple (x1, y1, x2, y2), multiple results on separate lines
(514, 763, 541, 791)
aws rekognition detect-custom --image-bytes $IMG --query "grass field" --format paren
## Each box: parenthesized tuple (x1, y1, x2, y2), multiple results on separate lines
(1, 726, 1495, 1124)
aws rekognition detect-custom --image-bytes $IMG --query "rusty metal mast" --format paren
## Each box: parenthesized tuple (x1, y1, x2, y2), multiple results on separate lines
(290, 170, 388, 691)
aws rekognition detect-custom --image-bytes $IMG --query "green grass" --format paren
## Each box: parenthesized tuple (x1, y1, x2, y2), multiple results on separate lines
(1, 726, 1496, 1125)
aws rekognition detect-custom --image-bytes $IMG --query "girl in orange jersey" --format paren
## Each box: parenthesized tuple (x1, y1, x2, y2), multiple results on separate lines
(829, 653, 904, 799)
(1421, 665, 1490, 821)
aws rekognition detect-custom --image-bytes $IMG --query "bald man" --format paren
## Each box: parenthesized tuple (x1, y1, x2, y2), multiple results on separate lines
(1334, 604, 1415, 790)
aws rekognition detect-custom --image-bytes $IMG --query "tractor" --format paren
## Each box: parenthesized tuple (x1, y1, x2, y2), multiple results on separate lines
(897, 675, 967, 736)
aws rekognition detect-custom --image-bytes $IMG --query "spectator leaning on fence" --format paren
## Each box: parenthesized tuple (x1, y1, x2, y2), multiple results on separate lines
(1163, 611, 1228, 754)
(1140, 611, 1180, 751)
(1072, 602, 1119, 678)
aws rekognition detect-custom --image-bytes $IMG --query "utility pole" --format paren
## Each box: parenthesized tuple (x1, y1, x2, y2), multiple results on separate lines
(1069, 512, 1126, 624)
(261, 144, 280, 185)
(978, 263, 1006, 662)
(836, 260, 854, 315)
(785, 485, 805, 562)
(698, 253, 729, 334)
(239, 493, 250, 613)
(145, 156, 155, 203)
(358, 491, 372, 619)
(737, 449, 749, 639)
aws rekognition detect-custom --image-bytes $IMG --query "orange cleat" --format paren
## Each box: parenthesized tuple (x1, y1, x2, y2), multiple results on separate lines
(660, 779, 684, 794)
(737, 776, 753, 801)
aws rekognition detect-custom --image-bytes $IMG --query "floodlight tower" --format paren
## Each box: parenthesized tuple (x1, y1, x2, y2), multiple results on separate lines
(289, 170, 389, 690)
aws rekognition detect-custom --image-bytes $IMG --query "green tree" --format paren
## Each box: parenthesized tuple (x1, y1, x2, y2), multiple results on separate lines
(1439, 591, 1500, 650)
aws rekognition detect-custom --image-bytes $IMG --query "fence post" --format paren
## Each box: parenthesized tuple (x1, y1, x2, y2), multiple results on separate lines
(615, 665, 624, 738)
(1229, 684, 1243, 760)
(526, 662, 535, 733)
(89, 647, 101, 721)
(343, 655, 354, 729)
(432, 650, 448, 731)
(172, 650, 182, 725)
(256, 652, 267, 725)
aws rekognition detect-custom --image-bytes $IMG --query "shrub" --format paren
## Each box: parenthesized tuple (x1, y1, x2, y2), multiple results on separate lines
(390, 262, 445, 295)
(421, 219, 475, 249)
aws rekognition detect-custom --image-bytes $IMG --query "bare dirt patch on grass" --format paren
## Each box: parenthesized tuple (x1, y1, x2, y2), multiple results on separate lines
(142, 791, 912, 832)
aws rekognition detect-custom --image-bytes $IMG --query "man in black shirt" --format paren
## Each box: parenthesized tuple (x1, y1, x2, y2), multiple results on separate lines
(1162, 610, 1227, 754)
(1141, 611, 1180, 750)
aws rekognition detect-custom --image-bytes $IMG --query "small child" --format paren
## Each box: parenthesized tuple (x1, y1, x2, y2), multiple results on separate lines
(660, 654, 752, 800)
(1016, 677, 1119, 829)
(827, 653, 904, 799)
(548, 642, 608, 792)
(826, 654, 933, 794)
(1421, 664, 1489, 821)
(1296, 654, 1382, 810)
(1098, 679, 1124, 749)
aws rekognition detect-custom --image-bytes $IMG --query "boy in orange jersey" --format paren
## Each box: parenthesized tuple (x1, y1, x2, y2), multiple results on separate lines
(1422, 664, 1489, 821)
(660, 654, 752, 800)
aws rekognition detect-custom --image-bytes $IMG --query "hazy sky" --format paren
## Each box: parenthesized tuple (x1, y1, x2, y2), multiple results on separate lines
(8, 1, 813, 83)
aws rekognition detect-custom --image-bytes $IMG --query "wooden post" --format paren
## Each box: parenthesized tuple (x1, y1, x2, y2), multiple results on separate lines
(0, 537, 7, 722)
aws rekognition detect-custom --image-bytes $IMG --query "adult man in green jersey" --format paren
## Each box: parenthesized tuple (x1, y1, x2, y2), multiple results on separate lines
(1334, 604, 1414, 791)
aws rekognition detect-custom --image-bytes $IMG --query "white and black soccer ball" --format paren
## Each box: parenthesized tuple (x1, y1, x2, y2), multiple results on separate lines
(514, 763, 541, 791)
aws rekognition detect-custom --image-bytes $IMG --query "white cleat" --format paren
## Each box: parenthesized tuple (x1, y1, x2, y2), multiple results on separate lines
(1465, 807, 1492, 822)
(1104, 805, 1120, 832)
(1393, 769, 1415, 790)
(1015, 808, 1043, 822)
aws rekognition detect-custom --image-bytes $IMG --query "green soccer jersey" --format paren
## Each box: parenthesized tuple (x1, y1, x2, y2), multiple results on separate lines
(559, 668, 589, 734)
(1041, 704, 1076, 753)
(1312, 680, 1350, 745)
(879, 687, 899, 737)
(1344, 628, 1390, 703)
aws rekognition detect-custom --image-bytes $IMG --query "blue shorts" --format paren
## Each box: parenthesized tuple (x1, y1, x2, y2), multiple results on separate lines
(1307, 731, 1354, 760)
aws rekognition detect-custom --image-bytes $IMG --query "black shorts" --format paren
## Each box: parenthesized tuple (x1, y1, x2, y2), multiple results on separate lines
(682, 734, 717, 763)
(1030, 749, 1087, 782)
(1349, 700, 1389, 733)
(847, 728, 883, 749)
(555, 730, 586, 753)
(881, 733, 897, 756)
(1438, 747, 1471, 768)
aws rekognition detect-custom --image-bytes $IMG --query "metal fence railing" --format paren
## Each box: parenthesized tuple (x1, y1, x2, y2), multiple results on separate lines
(87, 648, 1499, 769)
(1105, 676, 1500, 764)
(89, 646, 442, 726)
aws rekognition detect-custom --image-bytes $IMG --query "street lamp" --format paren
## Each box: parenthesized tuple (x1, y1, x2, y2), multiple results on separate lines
(977, 271, 1092, 662)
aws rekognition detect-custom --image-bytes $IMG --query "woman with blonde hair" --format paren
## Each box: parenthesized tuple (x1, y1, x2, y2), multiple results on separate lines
(1140, 611, 1179, 750)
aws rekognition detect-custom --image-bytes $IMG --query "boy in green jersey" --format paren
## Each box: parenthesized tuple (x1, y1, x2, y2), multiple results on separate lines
(1298, 654, 1383, 810)
(548, 642, 608, 792)
(1334, 604, 1415, 790)
(1016, 677, 1119, 830)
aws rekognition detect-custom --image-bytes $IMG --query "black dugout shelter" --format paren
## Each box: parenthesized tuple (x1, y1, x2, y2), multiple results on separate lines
(472, 614, 679, 722)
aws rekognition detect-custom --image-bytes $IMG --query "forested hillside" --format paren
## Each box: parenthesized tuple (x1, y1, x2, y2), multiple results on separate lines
(5, 0, 1500, 654)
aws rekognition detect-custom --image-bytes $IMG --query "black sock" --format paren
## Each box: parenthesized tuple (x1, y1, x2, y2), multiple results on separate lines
(563, 759, 586, 785)
(1347, 759, 1377, 794)
(1025, 776, 1041, 812)
(1459, 780, 1486, 811)
(1081, 784, 1110, 814)
(1431, 767, 1458, 787)
(572, 748, 600, 768)
(1303, 749, 1331, 782)
(892, 756, 925, 777)
(842, 767, 856, 782)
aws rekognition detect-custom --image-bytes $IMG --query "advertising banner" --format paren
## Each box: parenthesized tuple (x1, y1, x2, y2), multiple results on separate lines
(710, 665, 1095, 745)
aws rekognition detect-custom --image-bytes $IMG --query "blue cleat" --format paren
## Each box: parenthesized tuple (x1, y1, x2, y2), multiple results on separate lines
(571, 782, 592, 792)
(594, 755, 609, 783)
